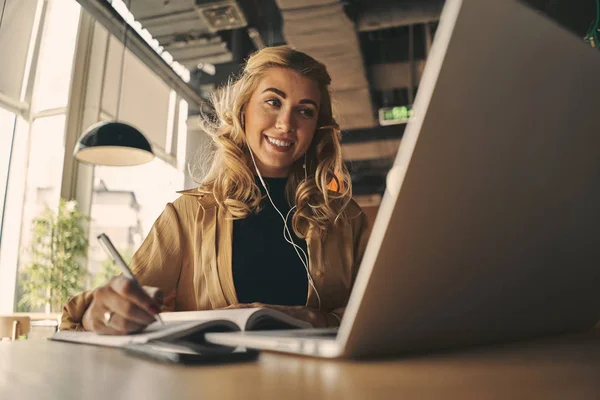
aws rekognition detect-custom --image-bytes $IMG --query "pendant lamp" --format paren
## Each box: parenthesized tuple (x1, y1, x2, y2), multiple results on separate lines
(74, 0, 154, 166)
(73, 121, 153, 166)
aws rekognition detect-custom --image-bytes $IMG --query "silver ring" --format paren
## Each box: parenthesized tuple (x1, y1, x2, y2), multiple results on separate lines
(103, 311, 114, 327)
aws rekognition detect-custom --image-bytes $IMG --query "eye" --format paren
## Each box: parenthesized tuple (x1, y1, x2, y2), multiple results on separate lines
(300, 108, 315, 118)
(265, 98, 281, 107)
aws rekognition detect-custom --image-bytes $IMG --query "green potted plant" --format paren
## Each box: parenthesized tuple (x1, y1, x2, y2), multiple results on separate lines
(19, 198, 89, 313)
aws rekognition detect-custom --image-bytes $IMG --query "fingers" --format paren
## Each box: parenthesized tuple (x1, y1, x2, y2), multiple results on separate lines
(110, 276, 160, 316)
(102, 286, 157, 326)
(98, 308, 147, 335)
(143, 286, 164, 305)
(85, 276, 159, 335)
(84, 300, 143, 335)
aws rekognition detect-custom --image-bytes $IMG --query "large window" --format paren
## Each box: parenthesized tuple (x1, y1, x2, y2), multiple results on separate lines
(0, 0, 192, 313)
(0, 108, 17, 231)
(0, 116, 30, 313)
(7, 0, 81, 313)
(0, 0, 45, 314)
(0, 0, 80, 313)
(0, 0, 40, 105)
(85, 21, 189, 288)
(31, 0, 81, 112)
(88, 159, 184, 288)
(18, 115, 67, 265)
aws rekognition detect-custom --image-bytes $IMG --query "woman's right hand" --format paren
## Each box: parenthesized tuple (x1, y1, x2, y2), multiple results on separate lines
(81, 276, 162, 335)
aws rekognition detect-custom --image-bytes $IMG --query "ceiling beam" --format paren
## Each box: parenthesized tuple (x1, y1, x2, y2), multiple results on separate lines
(75, 0, 206, 108)
(342, 138, 401, 161)
(357, 0, 444, 32)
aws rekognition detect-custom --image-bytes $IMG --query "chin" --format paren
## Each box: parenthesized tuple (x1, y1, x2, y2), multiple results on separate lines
(255, 157, 293, 177)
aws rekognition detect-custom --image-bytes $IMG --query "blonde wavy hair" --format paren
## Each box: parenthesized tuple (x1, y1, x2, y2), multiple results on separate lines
(197, 46, 352, 238)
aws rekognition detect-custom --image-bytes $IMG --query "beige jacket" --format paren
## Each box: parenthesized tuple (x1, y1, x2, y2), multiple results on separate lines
(60, 190, 370, 330)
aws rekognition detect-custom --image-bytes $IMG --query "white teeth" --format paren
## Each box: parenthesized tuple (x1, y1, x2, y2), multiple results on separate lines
(266, 136, 293, 148)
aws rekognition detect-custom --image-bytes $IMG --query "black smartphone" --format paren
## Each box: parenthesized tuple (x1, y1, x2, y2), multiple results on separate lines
(122, 342, 259, 365)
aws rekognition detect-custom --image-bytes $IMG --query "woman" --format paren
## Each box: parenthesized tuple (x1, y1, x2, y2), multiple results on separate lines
(60, 46, 370, 334)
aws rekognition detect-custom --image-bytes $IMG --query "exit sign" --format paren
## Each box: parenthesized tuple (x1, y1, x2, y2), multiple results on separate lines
(378, 106, 413, 126)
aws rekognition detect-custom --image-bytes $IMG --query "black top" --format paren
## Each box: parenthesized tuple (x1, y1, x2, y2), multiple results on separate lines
(232, 177, 309, 306)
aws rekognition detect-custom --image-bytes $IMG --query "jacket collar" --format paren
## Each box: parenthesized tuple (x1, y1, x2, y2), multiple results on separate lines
(177, 188, 217, 209)
(197, 204, 237, 308)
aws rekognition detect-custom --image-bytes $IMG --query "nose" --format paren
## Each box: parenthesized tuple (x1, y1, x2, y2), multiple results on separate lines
(275, 107, 295, 133)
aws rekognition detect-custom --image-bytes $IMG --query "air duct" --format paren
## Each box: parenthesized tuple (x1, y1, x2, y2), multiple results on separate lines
(357, 0, 444, 32)
(275, 0, 377, 130)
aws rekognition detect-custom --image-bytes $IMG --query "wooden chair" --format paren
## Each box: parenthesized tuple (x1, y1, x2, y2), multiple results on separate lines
(0, 316, 31, 341)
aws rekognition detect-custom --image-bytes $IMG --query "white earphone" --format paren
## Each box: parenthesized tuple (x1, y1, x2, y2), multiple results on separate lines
(247, 147, 322, 310)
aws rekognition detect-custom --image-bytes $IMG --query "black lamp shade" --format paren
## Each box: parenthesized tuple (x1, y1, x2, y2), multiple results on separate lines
(74, 122, 154, 166)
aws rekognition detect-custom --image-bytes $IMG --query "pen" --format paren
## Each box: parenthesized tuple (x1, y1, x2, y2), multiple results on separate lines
(97, 233, 164, 325)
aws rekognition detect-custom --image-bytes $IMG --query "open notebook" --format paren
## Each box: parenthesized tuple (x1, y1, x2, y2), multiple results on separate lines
(50, 308, 311, 354)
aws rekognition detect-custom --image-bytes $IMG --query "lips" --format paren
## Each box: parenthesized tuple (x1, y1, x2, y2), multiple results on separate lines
(264, 135, 295, 152)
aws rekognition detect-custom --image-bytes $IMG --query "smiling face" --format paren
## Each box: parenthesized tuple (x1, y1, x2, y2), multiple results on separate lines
(243, 67, 321, 178)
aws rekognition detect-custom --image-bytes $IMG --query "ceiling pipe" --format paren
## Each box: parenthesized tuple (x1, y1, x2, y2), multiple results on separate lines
(357, 1, 444, 32)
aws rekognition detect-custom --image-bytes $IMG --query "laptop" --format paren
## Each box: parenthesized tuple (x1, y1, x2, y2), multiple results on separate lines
(205, 0, 600, 358)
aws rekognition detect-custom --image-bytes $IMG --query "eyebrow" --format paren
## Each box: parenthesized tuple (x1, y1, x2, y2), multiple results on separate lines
(262, 87, 318, 108)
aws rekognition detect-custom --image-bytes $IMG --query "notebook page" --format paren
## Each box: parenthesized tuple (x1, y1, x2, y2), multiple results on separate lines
(155, 308, 263, 329)
(50, 320, 202, 347)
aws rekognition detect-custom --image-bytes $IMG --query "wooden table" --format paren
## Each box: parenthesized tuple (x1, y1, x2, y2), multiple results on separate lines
(1, 326, 599, 399)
